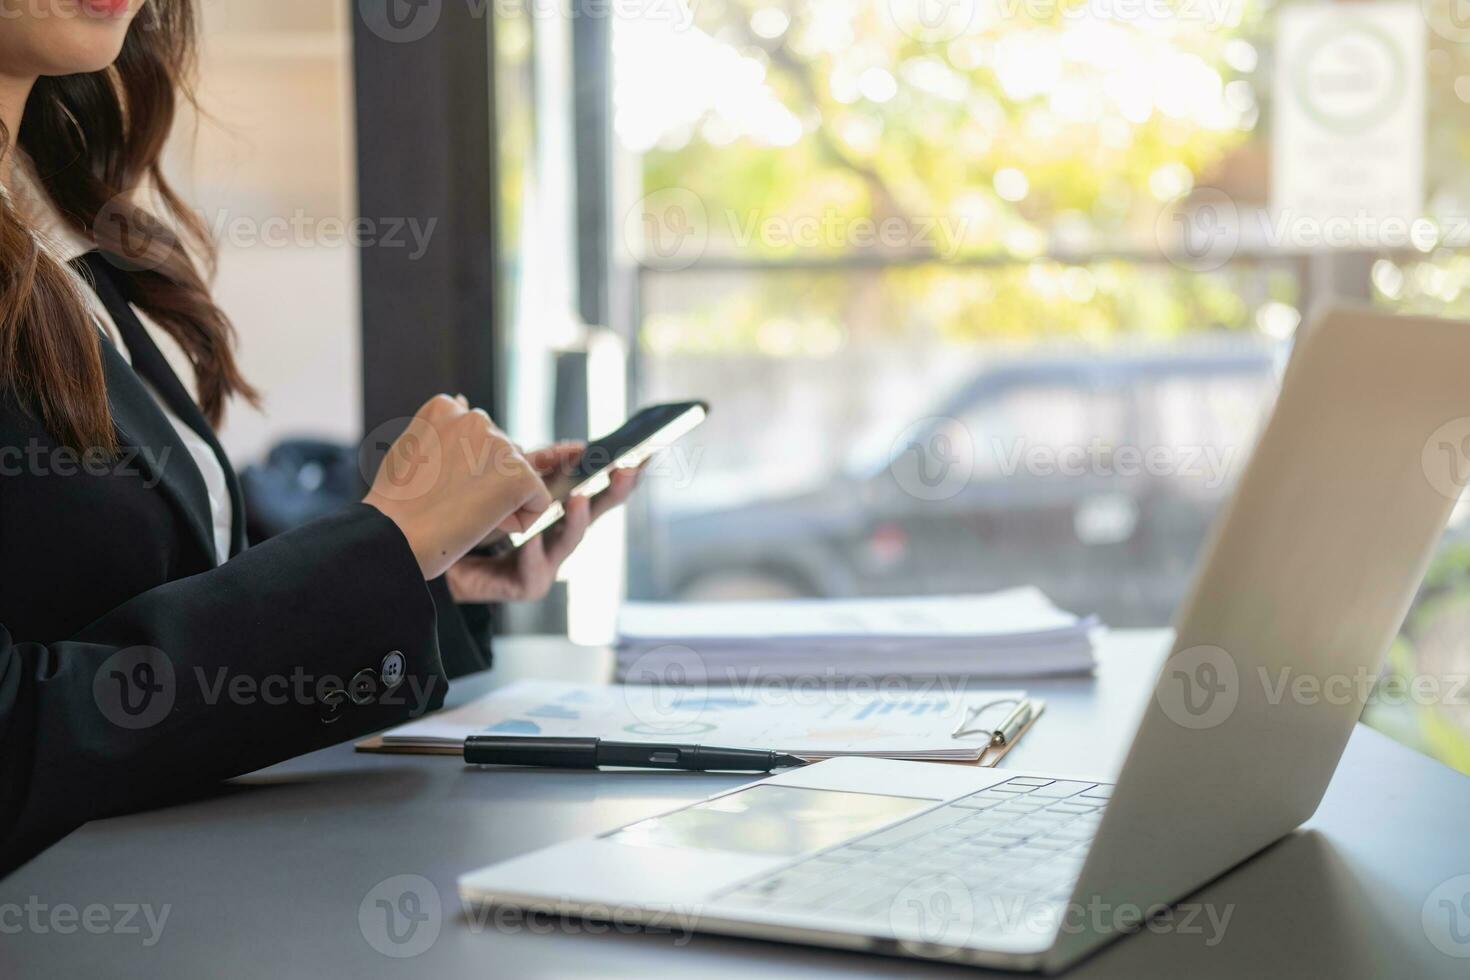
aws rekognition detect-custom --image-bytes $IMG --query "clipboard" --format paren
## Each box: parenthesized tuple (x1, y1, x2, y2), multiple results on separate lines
(355, 684, 1046, 764)
(946, 697, 1047, 768)
(353, 713, 1044, 763)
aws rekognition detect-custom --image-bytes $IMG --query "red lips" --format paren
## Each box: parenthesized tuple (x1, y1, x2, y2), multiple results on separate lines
(82, 0, 132, 16)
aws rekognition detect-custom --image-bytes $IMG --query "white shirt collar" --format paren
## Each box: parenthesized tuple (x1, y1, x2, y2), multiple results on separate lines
(2, 149, 96, 263)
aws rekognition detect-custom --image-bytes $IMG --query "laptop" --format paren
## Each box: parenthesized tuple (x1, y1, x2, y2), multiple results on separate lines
(461, 306, 1470, 972)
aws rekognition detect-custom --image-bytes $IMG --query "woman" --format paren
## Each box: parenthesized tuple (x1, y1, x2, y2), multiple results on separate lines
(0, 0, 636, 876)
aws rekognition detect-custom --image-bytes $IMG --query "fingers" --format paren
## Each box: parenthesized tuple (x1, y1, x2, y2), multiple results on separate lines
(497, 466, 554, 533)
(419, 393, 489, 423)
(376, 393, 563, 581)
(439, 400, 550, 530)
(526, 442, 586, 478)
(416, 393, 462, 423)
(546, 494, 592, 566)
(589, 466, 641, 522)
(512, 534, 552, 594)
(444, 554, 495, 603)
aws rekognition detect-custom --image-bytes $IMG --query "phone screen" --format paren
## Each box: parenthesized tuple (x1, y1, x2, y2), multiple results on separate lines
(475, 401, 708, 555)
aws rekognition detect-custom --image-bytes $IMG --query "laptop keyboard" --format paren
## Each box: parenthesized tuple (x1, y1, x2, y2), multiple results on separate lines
(718, 777, 1111, 936)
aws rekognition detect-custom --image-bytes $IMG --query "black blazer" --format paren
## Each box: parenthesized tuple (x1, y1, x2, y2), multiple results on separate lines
(0, 251, 489, 878)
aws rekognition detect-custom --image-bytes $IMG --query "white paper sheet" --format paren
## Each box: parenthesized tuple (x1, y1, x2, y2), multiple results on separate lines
(381, 679, 1029, 761)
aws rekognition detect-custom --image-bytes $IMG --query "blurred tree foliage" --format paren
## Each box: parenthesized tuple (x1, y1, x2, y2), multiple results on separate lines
(631, 0, 1466, 353)
(635, 0, 1276, 351)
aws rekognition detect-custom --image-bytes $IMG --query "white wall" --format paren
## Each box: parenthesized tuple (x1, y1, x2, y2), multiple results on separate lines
(211, 246, 361, 462)
(166, 0, 361, 465)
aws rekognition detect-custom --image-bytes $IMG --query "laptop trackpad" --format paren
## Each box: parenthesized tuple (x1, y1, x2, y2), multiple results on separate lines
(606, 784, 931, 858)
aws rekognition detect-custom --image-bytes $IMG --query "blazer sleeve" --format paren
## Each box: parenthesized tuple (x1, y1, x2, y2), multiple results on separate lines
(0, 503, 448, 878)
(427, 576, 494, 679)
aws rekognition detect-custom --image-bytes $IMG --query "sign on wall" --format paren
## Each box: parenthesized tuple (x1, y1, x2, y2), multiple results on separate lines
(1272, 2, 1426, 250)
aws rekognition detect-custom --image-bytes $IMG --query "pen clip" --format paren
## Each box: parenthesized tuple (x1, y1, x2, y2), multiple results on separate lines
(951, 697, 1024, 741)
(989, 700, 1034, 747)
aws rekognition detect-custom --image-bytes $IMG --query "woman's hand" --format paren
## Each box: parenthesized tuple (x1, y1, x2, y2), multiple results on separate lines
(364, 395, 553, 581)
(445, 443, 642, 603)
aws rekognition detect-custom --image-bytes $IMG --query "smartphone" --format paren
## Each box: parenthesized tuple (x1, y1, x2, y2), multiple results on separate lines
(473, 400, 709, 557)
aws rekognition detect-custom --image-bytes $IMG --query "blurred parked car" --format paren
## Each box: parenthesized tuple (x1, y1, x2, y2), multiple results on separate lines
(633, 345, 1281, 626)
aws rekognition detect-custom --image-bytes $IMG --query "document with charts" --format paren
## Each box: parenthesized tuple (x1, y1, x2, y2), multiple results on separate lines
(372, 679, 1036, 762)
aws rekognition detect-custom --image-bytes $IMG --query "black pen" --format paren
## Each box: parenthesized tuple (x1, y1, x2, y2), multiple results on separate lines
(464, 735, 807, 773)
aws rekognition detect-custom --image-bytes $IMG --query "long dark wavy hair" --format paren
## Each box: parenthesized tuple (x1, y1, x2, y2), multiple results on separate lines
(0, 0, 256, 452)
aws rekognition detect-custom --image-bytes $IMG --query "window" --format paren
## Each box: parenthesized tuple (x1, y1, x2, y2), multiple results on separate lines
(614, 3, 1298, 621)
(587, 1, 1470, 770)
(958, 384, 1119, 480)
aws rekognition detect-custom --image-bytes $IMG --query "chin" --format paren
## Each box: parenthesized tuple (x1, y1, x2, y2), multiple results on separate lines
(19, 4, 138, 77)
(60, 42, 133, 76)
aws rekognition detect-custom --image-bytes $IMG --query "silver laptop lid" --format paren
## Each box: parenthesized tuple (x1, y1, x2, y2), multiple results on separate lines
(1046, 306, 1470, 970)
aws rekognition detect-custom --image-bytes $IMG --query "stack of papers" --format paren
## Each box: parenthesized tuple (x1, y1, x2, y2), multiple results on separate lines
(376, 679, 1030, 762)
(616, 587, 1097, 683)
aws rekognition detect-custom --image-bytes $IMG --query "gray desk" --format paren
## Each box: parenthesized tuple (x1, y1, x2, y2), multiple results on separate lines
(4, 632, 1469, 978)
